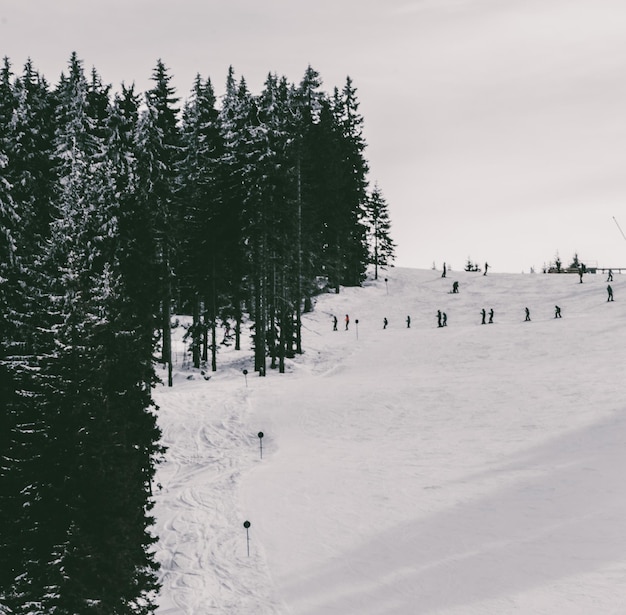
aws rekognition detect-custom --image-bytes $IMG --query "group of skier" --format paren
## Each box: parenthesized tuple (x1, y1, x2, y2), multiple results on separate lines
(332, 272, 616, 332)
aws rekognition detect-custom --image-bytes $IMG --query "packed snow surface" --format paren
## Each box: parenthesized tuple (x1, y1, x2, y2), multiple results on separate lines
(152, 267, 626, 614)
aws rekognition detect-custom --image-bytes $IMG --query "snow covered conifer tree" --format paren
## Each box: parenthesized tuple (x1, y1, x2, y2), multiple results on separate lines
(179, 74, 225, 370)
(331, 77, 369, 287)
(218, 68, 256, 358)
(364, 183, 396, 279)
(136, 59, 181, 387)
(0, 54, 163, 614)
(0, 58, 60, 613)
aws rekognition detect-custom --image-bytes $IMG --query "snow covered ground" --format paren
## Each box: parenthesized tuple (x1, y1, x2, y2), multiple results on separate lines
(152, 266, 626, 614)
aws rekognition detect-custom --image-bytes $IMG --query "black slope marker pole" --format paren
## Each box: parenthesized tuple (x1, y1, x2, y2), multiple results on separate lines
(243, 369, 248, 387)
(355, 319, 359, 340)
(258, 431, 264, 459)
(243, 520, 251, 557)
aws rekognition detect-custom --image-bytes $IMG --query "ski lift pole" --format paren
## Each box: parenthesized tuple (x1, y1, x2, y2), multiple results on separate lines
(243, 520, 251, 557)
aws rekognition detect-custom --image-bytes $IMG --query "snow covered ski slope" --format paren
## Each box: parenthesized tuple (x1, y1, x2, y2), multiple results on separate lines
(153, 267, 626, 614)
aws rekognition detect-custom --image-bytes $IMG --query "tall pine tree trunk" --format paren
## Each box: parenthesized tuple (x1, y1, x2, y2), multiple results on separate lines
(279, 272, 286, 373)
(192, 295, 201, 369)
(234, 297, 242, 351)
(201, 299, 208, 363)
(161, 248, 173, 387)
(210, 261, 217, 372)
(295, 158, 303, 354)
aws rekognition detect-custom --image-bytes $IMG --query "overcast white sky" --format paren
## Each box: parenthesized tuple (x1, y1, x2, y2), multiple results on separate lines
(2, 0, 626, 272)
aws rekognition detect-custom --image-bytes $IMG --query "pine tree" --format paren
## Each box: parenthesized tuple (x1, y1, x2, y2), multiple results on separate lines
(217, 67, 254, 357)
(364, 183, 396, 279)
(136, 59, 181, 387)
(1, 54, 163, 614)
(109, 84, 161, 368)
(179, 74, 225, 370)
(0, 58, 59, 613)
(256, 73, 300, 371)
(331, 77, 369, 287)
(0, 141, 24, 611)
(6, 59, 57, 249)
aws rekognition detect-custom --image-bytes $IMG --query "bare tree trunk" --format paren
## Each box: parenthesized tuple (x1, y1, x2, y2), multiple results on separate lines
(210, 262, 217, 372)
(295, 158, 303, 354)
(234, 298, 242, 351)
(192, 295, 200, 369)
(161, 247, 173, 387)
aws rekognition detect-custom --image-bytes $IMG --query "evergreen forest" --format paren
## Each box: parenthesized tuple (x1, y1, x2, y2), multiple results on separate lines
(0, 53, 394, 613)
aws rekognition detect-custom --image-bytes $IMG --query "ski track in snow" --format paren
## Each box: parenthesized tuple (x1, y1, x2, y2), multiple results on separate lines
(152, 364, 283, 614)
(152, 267, 626, 614)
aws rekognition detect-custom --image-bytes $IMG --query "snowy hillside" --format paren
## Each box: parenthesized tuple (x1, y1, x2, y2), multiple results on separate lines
(152, 267, 626, 614)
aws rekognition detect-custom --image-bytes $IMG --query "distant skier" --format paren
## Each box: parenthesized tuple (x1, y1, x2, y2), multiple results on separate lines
(524, 307, 531, 321)
(333, 315, 338, 331)
(437, 310, 443, 328)
(345, 314, 350, 330)
(578, 268, 583, 284)
(484, 262, 489, 276)
(481, 308, 486, 325)
(607, 285, 614, 302)
(555, 305, 562, 318)
(383, 317, 388, 329)
(452, 281, 459, 294)
(442, 262, 447, 278)
(406, 315, 411, 328)
(442, 312, 448, 326)
(607, 269, 614, 282)
(488, 308, 494, 324)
